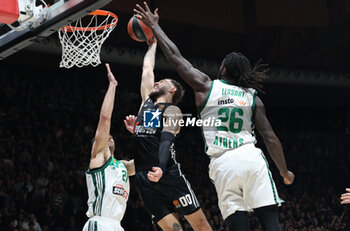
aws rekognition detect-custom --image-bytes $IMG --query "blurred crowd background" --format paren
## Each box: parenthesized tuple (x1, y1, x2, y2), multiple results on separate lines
(0, 65, 349, 231)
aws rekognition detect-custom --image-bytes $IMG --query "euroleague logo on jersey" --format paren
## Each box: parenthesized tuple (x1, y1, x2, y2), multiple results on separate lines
(113, 184, 128, 199)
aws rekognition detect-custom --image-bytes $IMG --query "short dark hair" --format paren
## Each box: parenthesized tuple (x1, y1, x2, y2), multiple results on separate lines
(169, 79, 185, 105)
(223, 52, 269, 93)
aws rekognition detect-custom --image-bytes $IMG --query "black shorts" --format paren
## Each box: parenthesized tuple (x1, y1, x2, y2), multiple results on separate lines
(134, 163, 201, 223)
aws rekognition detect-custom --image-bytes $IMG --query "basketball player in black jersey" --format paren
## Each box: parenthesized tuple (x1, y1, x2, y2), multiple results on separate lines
(124, 38, 212, 231)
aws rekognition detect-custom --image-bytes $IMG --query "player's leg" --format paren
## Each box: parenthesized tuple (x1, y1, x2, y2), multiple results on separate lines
(243, 148, 284, 231)
(163, 164, 211, 231)
(208, 149, 248, 228)
(135, 171, 178, 230)
(184, 208, 212, 231)
(253, 205, 281, 231)
(157, 213, 183, 231)
(225, 211, 250, 231)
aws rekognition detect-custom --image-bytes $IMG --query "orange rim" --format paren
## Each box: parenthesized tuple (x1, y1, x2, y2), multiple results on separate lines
(62, 10, 118, 32)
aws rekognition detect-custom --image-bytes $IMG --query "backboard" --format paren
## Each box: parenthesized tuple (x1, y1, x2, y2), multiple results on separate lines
(0, 0, 113, 60)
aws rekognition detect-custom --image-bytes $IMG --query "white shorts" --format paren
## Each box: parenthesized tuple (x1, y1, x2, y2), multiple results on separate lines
(82, 216, 123, 231)
(209, 143, 284, 220)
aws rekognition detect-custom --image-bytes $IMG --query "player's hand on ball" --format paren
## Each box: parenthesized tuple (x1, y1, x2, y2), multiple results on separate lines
(123, 115, 136, 133)
(148, 167, 163, 182)
(147, 36, 157, 46)
(134, 2, 159, 28)
(340, 188, 350, 204)
(105, 63, 118, 86)
(282, 171, 294, 185)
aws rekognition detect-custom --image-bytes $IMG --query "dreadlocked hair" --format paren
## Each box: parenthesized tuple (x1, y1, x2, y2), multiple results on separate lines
(223, 52, 269, 93)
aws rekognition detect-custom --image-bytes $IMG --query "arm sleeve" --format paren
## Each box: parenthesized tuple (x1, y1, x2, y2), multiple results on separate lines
(158, 131, 175, 173)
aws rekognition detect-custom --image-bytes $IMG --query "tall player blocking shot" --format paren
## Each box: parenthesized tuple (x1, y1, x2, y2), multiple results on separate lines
(83, 64, 134, 231)
(134, 3, 294, 231)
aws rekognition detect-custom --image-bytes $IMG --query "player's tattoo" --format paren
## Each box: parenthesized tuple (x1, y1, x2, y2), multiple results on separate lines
(173, 223, 182, 231)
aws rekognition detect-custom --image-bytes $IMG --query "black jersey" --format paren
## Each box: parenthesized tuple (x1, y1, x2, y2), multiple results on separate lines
(133, 99, 202, 221)
(133, 98, 172, 171)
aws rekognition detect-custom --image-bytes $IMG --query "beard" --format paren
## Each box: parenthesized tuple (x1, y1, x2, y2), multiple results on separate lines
(149, 87, 167, 102)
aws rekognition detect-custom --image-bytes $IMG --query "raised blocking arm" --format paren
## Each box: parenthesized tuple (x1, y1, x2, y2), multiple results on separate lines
(91, 64, 118, 159)
(134, 3, 212, 93)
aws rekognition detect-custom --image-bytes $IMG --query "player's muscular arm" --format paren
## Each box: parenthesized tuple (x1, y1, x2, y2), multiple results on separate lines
(91, 64, 118, 160)
(162, 105, 182, 135)
(159, 105, 182, 171)
(148, 106, 182, 182)
(141, 38, 157, 103)
(254, 96, 294, 185)
(151, 25, 211, 92)
(134, 2, 211, 93)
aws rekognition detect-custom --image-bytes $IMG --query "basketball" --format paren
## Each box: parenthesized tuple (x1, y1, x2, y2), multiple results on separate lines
(127, 16, 153, 42)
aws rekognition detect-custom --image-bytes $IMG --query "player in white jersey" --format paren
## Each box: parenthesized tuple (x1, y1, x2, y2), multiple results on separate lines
(83, 64, 135, 231)
(134, 3, 295, 231)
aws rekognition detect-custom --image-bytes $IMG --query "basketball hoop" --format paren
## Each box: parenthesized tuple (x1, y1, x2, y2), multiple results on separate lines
(58, 10, 118, 68)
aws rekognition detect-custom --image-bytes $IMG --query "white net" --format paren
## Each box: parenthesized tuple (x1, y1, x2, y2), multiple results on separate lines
(58, 11, 117, 68)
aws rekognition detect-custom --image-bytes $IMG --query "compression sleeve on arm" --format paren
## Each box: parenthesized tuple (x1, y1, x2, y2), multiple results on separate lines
(158, 131, 175, 173)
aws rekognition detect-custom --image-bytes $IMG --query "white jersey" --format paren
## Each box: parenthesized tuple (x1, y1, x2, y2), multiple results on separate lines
(199, 79, 257, 158)
(85, 156, 129, 222)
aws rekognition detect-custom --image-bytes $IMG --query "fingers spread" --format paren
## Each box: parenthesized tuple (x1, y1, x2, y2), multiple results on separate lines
(136, 4, 146, 14)
(143, 1, 151, 12)
(133, 9, 142, 16)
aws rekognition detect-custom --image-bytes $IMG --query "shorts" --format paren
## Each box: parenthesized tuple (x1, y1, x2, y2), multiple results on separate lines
(135, 163, 200, 223)
(209, 143, 284, 220)
(82, 216, 123, 231)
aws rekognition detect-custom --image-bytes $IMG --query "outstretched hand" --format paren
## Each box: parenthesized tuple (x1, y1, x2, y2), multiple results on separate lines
(105, 63, 118, 86)
(134, 2, 159, 28)
(147, 167, 163, 182)
(124, 115, 137, 134)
